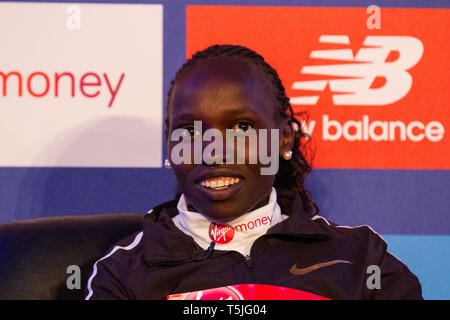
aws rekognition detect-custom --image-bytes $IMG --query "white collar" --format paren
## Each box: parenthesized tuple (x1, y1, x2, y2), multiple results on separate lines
(172, 187, 285, 257)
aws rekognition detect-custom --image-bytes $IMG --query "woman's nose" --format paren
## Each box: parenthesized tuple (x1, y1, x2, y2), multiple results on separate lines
(201, 134, 235, 165)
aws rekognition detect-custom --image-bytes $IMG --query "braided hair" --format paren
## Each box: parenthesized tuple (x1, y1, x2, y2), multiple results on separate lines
(165, 44, 319, 216)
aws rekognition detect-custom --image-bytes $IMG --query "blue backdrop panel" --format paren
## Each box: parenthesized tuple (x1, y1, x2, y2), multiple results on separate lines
(1, 167, 449, 235)
(383, 235, 450, 300)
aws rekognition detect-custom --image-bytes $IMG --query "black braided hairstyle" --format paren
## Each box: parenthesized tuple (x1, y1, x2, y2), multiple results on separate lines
(165, 44, 319, 217)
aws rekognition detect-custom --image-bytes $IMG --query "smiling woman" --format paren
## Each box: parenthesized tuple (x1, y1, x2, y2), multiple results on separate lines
(85, 44, 423, 300)
(165, 46, 301, 222)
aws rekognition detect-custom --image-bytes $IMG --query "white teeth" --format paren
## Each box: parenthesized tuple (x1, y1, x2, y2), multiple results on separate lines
(199, 176, 241, 189)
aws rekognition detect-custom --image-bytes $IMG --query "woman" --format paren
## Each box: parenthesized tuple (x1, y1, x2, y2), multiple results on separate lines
(85, 44, 422, 300)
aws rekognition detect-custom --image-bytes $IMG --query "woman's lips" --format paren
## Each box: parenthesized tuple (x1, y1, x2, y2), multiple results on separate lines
(195, 176, 243, 201)
(199, 176, 241, 189)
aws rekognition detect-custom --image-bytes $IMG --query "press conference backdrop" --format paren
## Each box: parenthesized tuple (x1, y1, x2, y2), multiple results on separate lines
(0, 0, 448, 299)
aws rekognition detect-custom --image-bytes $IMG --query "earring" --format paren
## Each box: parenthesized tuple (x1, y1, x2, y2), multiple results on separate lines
(282, 150, 293, 160)
(164, 159, 172, 169)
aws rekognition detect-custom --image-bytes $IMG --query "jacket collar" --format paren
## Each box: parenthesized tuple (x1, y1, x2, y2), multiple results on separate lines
(142, 188, 330, 265)
(268, 188, 330, 238)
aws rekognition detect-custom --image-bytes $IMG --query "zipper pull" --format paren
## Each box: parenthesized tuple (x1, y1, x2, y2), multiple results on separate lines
(192, 241, 216, 261)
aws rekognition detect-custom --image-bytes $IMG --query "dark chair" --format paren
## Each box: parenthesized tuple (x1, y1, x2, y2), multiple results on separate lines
(0, 213, 143, 300)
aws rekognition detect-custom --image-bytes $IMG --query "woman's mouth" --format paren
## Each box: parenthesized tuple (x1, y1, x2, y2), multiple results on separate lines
(198, 176, 241, 190)
(195, 175, 244, 201)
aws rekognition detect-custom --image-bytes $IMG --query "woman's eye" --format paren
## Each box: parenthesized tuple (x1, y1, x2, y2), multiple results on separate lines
(232, 122, 253, 132)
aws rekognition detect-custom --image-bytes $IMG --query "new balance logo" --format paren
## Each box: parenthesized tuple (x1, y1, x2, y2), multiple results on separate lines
(291, 35, 424, 106)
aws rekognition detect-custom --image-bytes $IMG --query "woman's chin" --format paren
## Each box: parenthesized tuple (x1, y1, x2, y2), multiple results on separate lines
(193, 202, 245, 222)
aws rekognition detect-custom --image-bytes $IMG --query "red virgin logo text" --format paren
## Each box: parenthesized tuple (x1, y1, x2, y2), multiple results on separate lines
(209, 222, 235, 244)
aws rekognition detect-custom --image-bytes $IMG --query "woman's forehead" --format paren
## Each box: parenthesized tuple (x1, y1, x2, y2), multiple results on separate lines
(169, 58, 278, 119)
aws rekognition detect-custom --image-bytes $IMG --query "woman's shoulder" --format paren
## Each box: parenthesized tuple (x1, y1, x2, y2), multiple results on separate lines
(94, 230, 145, 269)
(103, 198, 180, 260)
(309, 214, 390, 257)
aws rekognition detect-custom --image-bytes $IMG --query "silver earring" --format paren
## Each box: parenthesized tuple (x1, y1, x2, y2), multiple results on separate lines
(283, 150, 293, 160)
(164, 159, 172, 169)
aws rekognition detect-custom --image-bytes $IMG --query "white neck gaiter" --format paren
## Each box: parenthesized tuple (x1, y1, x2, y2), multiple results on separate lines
(172, 187, 286, 257)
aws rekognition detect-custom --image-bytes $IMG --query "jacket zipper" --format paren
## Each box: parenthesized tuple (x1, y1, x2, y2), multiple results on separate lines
(148, 233, 286, 268)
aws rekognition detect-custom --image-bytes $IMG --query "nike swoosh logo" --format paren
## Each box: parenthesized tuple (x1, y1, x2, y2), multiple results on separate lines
(289, 260, 353, 276)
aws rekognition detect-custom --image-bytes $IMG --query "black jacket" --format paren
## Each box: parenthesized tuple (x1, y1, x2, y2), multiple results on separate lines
(85, 188, 422, 300)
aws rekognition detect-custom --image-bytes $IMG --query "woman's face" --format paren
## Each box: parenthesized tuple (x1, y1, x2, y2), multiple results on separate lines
(167, 58, 291, 221)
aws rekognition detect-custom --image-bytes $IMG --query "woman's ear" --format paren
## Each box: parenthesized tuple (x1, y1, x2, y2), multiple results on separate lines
(279, 117, 295, 156)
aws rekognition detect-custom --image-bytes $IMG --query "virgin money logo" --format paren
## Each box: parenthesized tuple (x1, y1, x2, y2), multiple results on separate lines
(0, 71, 125, 107)
(234, 215, 272, 232)
(291, 35, 424, 106)
(0, 3, 163, 167)
(167, 284, 329, 300)
(209, 222, 235, 244)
